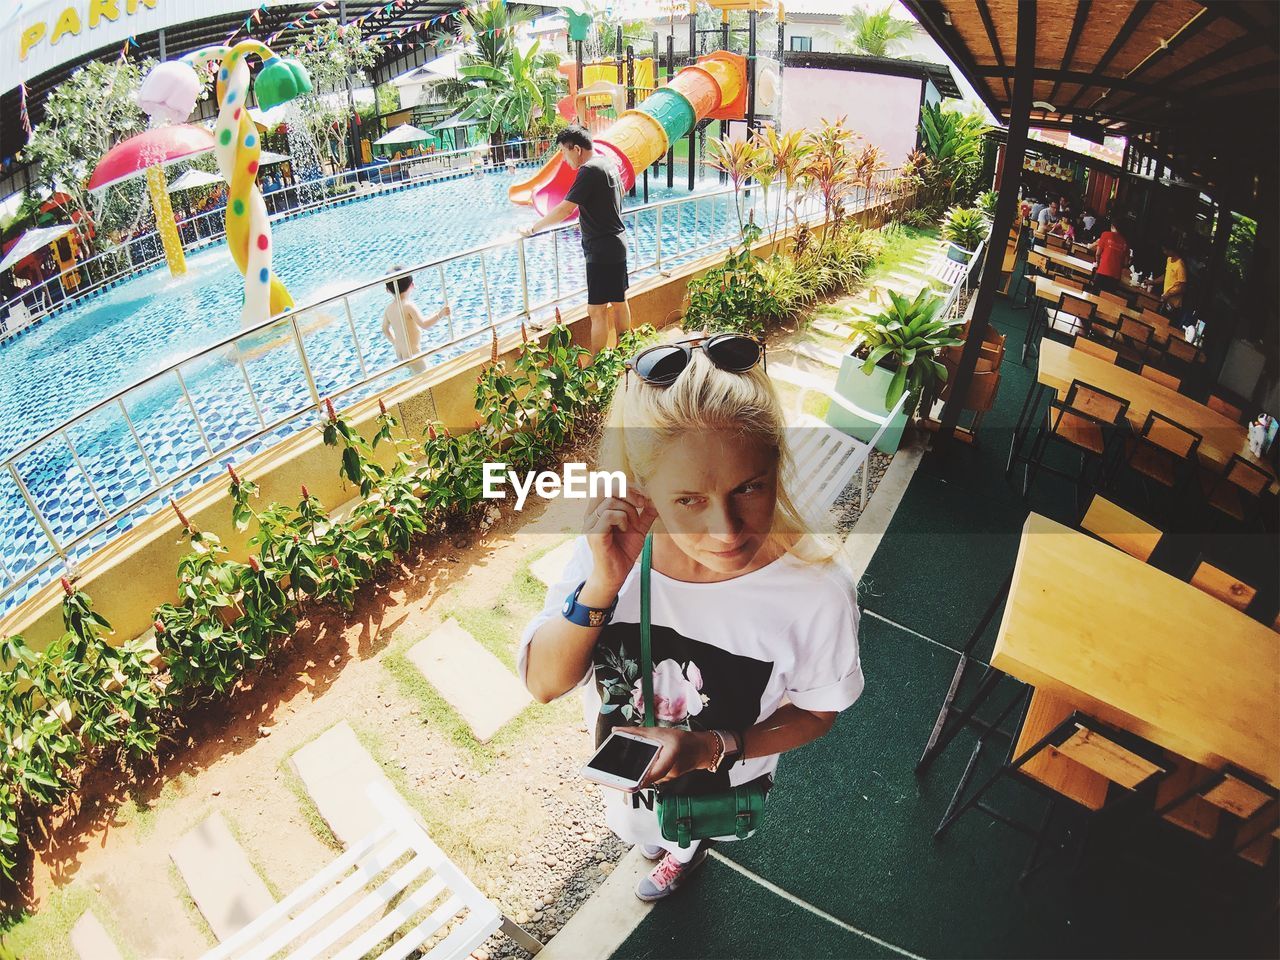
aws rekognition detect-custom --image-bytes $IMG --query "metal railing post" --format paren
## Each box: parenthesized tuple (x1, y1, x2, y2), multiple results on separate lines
(552, 231, 562, 303)
(174, 368, 215, 457)
(516, 237, 531, 317)
(479, 253, 494, 325)
(235, 350, 268, 429)
(118, 399, 162, 486)
(655, 204, 664, 271)
(289, 316, 324, 410)
(436, 265, 456, 340)
(342, 297, 370, 380)
(62, 429, 109, 518)
(8, 463, 66, 559)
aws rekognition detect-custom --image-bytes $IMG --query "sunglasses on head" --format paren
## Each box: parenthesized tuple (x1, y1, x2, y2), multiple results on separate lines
(626, 333, 766, 387)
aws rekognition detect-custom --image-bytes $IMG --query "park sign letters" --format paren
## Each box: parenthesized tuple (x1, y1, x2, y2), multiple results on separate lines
(2, 0, 294, 98)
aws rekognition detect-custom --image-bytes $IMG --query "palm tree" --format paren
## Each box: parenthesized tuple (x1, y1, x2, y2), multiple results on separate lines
(840, 5, 918, 58)
(430, 0, 561, 141)
(456, 40, 561, 141)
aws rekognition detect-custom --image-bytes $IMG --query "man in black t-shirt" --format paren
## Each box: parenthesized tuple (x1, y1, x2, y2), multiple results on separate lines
(521, 125, 631, 356)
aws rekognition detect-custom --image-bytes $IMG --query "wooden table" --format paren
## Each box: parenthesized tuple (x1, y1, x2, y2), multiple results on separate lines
(1031, 275, 1190, 347)
(1029, 339, 1277, 487)
(1033, 244, 1096, 276)
(993, 513, 1280, 785)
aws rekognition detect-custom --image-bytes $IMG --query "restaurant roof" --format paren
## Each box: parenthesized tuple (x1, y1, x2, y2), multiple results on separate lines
(900, 0, 1279, 205)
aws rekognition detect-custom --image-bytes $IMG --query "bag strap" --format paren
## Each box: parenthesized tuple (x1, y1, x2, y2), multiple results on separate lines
(640, 533, 655, 729)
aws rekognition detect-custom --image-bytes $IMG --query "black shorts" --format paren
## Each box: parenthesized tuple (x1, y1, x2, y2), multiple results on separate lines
(585, 260, 630, 305)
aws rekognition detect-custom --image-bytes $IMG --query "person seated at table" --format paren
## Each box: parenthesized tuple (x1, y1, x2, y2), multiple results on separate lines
(1086, 216, 1131, 294)
(1028, 196, 1047, 224)
(1057, 194, 1072, 219)
(1035, 200, 1059, 232)
(1047, 215, 1074, 243)
(1160, 242, 1189, 318)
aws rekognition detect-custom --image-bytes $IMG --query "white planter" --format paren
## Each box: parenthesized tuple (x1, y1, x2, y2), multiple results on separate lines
(826, 353, 908, 454)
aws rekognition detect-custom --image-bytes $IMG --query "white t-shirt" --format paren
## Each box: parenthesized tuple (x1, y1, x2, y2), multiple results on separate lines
(517, 536, 863, 847)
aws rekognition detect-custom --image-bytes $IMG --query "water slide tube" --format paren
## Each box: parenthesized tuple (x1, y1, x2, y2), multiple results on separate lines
(509, 53, 743, 219)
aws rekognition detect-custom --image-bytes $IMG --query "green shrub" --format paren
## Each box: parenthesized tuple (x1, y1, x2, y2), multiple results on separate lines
(941, 205, 988, 253)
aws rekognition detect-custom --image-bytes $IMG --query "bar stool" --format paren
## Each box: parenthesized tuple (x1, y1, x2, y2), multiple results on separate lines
(1080, 494, 1163, 562)
(1073, 337, 1118, 363)
(1022, 379, 1130, 508)
(1207, 394, 1246, 424)
(1025, 292, 1095, 363)
(1188, 559, 1258, 612)
(1114, 317, 1157, 370)
(1014, 250, 1050, 308)
(1139, 365, 1181, 391)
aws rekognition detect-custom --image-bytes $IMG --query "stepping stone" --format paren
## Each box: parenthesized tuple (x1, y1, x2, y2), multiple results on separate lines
(71, 911, 124, 960)
(530, 537, 577, 588)
(790, 341, 843, 369)
(291, 721, 397, 846)
(885, 270, 931, 291)
(170, 812, 275, 942)
(407, 619, 532, 743)
(809, 317, 853, 340)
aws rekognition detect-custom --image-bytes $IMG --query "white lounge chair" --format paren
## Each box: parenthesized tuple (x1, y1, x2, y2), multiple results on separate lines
(202, 783, 542, 960)
(774, 363, 909, 518)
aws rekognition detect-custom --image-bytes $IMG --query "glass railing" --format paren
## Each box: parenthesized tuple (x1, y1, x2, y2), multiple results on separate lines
(0, 170, 908, 614)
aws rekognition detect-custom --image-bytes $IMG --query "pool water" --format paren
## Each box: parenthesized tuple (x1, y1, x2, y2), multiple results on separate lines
(0, 166, 744, 611)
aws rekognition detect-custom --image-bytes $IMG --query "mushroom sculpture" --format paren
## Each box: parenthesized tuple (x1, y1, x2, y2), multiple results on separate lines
(140, 42, 311, 324)
(87, 124, 215, 278)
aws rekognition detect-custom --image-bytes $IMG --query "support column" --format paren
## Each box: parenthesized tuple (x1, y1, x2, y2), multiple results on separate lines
(146, 164, 186, 277)
(746, 9, 757, 132)
(936, 0, 1037, 443)
(158, 27, 167, 62)
(666, 33, 675, 189)
(687, 7, 696, 191)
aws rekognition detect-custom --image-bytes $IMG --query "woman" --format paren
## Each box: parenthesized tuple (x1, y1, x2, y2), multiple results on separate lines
(518, 334, 863, 901)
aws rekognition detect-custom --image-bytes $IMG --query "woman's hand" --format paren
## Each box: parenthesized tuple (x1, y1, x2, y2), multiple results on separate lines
(580, 487, 658, 603)
(613, 727, 715, 788)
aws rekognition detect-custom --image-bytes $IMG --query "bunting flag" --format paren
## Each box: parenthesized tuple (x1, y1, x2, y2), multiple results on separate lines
(117, 34, 137, 62)
(18, 83, 30, 139)
(268, 0, 334, 44)
(227, 2, 269, 44)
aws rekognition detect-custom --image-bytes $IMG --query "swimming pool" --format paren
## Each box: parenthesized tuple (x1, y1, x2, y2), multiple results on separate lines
(0, 166, 753, 611)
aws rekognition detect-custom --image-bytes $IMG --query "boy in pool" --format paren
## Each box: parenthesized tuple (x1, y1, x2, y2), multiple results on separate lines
(381, 267, 450, 375)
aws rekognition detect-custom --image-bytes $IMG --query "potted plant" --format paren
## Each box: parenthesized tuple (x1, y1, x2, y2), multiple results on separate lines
(941, 204, 987, 262)
(829, 287, 963, 452)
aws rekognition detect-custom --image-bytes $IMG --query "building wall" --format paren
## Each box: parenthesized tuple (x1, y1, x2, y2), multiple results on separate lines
(779, 68, 922, 167)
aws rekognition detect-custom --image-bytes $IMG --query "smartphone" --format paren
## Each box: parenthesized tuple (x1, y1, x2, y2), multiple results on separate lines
(581, 730, 663, 792)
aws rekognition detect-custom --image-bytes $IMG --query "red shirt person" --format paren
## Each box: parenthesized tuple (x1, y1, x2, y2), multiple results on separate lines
(1091, 218, 1130, 289)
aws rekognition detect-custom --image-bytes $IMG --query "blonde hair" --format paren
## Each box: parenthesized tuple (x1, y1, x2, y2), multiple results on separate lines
(598, 343, 838, 565)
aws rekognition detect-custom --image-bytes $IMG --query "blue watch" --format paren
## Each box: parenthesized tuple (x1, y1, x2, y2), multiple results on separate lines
(562, 581, 617, 628)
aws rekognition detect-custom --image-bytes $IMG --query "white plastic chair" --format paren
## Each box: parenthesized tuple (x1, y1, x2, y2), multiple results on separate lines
(202, 783, 542, 960)
(774, 363, 908, 518)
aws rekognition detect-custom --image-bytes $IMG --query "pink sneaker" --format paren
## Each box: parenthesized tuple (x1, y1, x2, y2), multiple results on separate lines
(634, 848, 707, 901)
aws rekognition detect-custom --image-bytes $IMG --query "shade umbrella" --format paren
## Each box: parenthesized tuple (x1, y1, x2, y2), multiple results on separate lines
(87, 124, 216, 277)
(247, 105, 289, 132)
(168, 168, 224, 191)
(0, 224, 75, 273)
(374, 123, 433, 146)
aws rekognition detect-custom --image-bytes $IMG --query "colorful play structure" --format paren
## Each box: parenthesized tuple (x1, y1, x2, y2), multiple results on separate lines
(86, 43, 311, 325)
(509, 50, 748, 216)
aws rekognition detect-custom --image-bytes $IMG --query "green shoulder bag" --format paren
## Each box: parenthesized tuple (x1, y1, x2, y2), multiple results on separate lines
(639, 534, 769, 848)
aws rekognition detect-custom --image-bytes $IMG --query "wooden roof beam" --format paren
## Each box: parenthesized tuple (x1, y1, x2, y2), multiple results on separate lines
(1047, 0, 1091, 107)
(974, 0, 1010, 101)
(1059, 0, 1154, 115)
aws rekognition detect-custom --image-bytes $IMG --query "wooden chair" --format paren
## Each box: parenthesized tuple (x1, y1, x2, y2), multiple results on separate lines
(1080, 495, 1162, 562)
(1135, 290, 1162, 313)
(203, 782, 543, 960)
(934, 688, 1168, 883)
(1114, 316, 1157, 369)
(1055, 275, 1086, 292)
(1158, 764, 1278, 861)
(1015, 251, 1050, 306)
(1046, 233, 1070, 251)
(1124, 411, 1201, 499)
(1046, 292, 1096, 338)
(1200, 453, 1271, 525)
(1074, 337, 1118, 363)
(1023, 380, 1130, 506)
(1097, 290, 1130, 308)
(1189, 560, 1257, 612)
(1161, 335, 1203, 374)
(1207, 394, 1245, 424)
(1139, 364, 1181, 391)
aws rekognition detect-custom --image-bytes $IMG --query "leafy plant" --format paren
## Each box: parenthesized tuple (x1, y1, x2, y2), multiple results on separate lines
(975, 189, 999, 222)
(847, 287, 964, 414)
(941, 205, 988, 253)
(918, 101, 989, 211)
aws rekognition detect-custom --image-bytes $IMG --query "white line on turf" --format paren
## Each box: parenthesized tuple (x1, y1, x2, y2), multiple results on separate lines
(708, 851, 928, 960)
